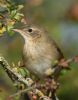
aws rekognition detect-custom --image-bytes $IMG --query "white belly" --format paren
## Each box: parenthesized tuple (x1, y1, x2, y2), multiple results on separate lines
(25, 56, 53, 78)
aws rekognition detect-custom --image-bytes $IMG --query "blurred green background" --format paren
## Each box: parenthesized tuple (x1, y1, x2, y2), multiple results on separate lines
(0, 0, 78, 100)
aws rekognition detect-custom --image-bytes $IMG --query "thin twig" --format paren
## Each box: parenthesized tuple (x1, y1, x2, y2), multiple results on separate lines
(9, 86, 35, 98)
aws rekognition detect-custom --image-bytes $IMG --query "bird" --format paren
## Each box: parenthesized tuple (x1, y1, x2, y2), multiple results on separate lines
(13, 24, 63, 79)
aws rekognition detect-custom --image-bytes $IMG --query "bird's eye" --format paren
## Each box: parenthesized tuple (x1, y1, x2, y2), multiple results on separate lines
(28, 28, 32, 32)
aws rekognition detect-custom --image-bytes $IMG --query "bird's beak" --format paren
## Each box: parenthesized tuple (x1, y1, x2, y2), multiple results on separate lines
(12, 29, 26, 38)
(12, 29, 23, 34)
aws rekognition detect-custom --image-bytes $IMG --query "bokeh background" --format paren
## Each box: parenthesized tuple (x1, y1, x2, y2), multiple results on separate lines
(0, 0, 78, 100)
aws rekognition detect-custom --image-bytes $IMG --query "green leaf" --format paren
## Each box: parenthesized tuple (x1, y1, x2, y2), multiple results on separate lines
(6, 24, 14, 36)
(14, 13, 24, 21)
(10, 10, 17, 19)
(0, 7, 7, 13)
(18, 68, 29, 77)
(8, 30, 14, 36)
(60, 70, 68, 76)
(0, 22, 2, 27)
(17, 5, 24, 11)
(6, 24, 13, 31)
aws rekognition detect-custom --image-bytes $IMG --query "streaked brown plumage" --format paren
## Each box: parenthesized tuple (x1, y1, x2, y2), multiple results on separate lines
(13, 25, 63, 79)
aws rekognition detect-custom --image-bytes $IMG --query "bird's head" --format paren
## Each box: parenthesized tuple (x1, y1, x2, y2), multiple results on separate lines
(13, 25, 47, 43)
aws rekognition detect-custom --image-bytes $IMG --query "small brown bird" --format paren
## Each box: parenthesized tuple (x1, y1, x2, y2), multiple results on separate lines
(13, 25, 63, 79)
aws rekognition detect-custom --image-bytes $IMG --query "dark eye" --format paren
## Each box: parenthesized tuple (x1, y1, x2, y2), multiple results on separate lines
(28, 28, 32, 32)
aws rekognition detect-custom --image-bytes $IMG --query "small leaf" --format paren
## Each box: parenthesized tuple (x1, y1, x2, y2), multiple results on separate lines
(14, 13, 24, 21)
(8, 31, 14, 36)
(0, 27, 6, 35)
(60, 70, 68, 75)
(6, 23, 14, 36)
(10, 10, 17, 18)
(18, 68, 28, 77)
(6, 24, 13, 31)
(6, 20, 15, 34)
(0, 7, 7, 13)
(17, 5, 24, 11)
(0, 15, 4, 19)
(0, 22, 2, 27)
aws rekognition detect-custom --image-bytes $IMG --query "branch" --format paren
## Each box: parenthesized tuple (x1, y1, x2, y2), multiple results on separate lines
(52, 56, 78, 79)
(0, 55, 78, 100)
(0, 56, 51, 100)
(9, 86, 35, 98)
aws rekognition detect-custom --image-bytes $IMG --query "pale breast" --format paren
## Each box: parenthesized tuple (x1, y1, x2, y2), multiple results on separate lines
(23, 40, 60, 78)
